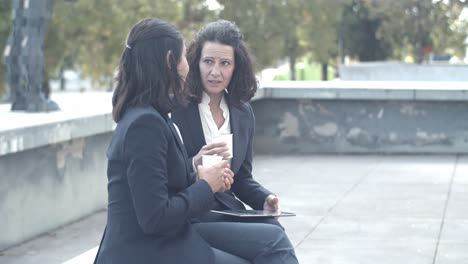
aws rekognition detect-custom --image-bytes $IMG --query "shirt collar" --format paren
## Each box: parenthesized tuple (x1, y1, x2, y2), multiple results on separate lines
(201, 91, 211, 106)
(200, 91, 229, 119)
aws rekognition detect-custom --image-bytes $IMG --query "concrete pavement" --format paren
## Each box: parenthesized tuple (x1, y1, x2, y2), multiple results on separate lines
(1, 154, 467, 264)
(254, 155, 468, 264)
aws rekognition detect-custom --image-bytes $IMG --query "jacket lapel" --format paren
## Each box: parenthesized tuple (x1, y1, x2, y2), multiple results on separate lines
(187, 101, 207, 150)
(165, 115, 192, 182)
(166, 116, 184, 152)
(229, 104, 246, 173)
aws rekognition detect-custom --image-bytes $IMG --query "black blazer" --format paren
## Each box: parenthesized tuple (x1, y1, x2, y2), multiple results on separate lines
(97, 106, 215, 264)
(172, 100, 272, 211)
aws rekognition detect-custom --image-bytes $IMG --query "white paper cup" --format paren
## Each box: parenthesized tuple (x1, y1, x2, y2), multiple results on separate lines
(202, 155, 223, 168)
(211, 134, 233, 158)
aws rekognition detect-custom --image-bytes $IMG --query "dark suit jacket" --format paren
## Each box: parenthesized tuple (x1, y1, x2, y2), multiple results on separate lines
(172, 99, 272, 211)
(97, 106, 215, 264)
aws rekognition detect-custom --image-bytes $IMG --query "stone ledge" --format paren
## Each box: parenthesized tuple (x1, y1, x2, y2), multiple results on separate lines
(0, 113, 114, 156)
(1, 82, 467, 155)
(0, 92, 114, 155)
(255, 81, 468, 101)
(339, 62, 468, 81)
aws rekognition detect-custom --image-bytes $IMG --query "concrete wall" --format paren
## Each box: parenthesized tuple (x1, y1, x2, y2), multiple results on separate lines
(0, 133, 109, 250)
(252, 99, 468, 154)
(339, 62, 468, 81)
(0, 93, 113, 251)
(252, 81, 468, 154)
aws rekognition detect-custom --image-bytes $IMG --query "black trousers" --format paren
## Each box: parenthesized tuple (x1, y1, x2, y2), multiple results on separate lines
(193, 222, 298, 264)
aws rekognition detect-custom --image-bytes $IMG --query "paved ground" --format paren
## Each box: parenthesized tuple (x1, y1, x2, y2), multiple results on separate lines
(1, 154, 467, 264)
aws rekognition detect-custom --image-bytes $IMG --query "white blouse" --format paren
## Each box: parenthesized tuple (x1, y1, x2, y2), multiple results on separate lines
(192, 91, 232, 171)
(198, 91, 231, 144)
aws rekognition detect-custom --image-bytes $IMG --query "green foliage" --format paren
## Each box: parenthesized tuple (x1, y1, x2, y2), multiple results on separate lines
(341, 0, 392, 61)
(218, 0, 346, 80)
(301, 0, 350, 64)
(363, 0, 468, 62)
(47, 0, 214, 90)
(0, 0, 215, 93)
(1, 0, 467, 91)
(217, 0, 290, 69)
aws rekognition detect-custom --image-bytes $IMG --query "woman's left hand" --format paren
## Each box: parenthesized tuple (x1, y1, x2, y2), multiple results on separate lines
(263, 194, 280, 213)
(193, 142, 229, 168)
(222, 167, 235, 191)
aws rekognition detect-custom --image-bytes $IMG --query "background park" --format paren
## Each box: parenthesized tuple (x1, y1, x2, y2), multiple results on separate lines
(1, 0, 468, 263)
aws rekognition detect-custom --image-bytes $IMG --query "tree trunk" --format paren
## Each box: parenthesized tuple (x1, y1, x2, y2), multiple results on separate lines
(321, 63, 328, 81)
(59, 66, 66, 91)
(289, 56, 296, 81)
(108, 75, 114, 92)
(415, 0, 424, 64)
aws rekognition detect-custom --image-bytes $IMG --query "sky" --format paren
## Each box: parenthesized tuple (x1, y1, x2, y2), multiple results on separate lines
(206, 0, 222, 10)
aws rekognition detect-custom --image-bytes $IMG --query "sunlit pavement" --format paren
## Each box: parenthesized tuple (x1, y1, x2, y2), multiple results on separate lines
(1, 154, 467, 264)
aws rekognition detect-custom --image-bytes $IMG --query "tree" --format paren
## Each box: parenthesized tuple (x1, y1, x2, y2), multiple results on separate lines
(5, 0, 464, 93)
(365, 0, 468, 63)
(218, 0, 310, 80)
(429, 0, 468, 59)
(301, 0, 351, 80)
(219, 0, 352, 80)
(48, 0, 213, 90)
(340, 0, 392, 62)
(280, 0, 307, 81)
(217, 0, 286, 70)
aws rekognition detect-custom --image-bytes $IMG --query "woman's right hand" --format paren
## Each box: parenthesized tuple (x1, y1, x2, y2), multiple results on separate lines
(197, 161, 234, 193)
(193, 142, 230, 167)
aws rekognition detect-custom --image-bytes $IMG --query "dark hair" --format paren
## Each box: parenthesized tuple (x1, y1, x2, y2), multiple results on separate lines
(186, 20, 257, 106)
(112, 18, 186, 122)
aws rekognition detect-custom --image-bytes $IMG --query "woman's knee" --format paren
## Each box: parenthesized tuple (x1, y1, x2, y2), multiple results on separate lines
(258, 224, 291, 245)
(254, 224, 298, 264)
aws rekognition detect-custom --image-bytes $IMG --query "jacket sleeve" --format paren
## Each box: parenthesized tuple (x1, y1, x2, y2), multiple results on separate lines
(231, 104, 273, 210)
(124, 113, 214, 236)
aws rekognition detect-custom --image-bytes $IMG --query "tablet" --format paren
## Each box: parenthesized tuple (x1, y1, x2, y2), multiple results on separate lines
(210, 209, 296, 218)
